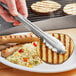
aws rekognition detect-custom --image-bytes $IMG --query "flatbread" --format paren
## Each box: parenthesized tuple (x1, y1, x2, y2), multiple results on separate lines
(31, 1, 61, 15)
(37, 33, 74, 64)
(63, 3, 76, 15)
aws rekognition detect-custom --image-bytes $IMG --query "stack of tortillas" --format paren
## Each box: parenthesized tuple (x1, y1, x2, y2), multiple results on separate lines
(37, 33, 74, 64)
(31, 0, 61, 15)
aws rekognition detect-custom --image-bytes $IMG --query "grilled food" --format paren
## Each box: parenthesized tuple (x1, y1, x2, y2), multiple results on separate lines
(31, 1, 61, 15)
(0, 43, 18, 50)
(63, 3, 76, 15)
(1, 33, 74, 65)
(0, 34, 39, 45)
(1, 44, 23, 57)
(37, 33, 74, 64)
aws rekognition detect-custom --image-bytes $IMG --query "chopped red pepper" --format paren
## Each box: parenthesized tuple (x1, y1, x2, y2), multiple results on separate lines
(33, 42, 37, 47)
(23, 58, 28, 62)
(19, 49, 23, 53)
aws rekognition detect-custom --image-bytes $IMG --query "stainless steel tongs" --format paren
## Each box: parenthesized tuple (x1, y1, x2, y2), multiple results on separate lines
(0, 2, 66, 54)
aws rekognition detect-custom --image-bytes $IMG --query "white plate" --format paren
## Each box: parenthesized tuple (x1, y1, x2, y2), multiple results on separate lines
(0, 32, 76, 73)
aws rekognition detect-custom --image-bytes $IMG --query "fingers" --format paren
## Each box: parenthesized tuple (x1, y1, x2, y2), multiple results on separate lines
(13, 0, 28, 26)
(0, 6, 15, 22)
(17, 0, 28, 18)
(6, 0, 18, 16)
(0, 0, 6, 4)
(0, 0, 21, 25)
(13, 20, 21, 26)
(0, 0, 28, 26)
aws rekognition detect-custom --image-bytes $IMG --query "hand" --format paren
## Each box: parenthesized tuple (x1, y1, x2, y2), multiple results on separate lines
(0, 0, 28, 26)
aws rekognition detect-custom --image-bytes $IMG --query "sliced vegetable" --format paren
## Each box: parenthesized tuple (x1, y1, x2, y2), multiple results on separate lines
(34, 61, 38, 65)
(19, 49, 23, 53)
(23, 57, 28, 62)
(28, 65, 33, 68)
(33, 42, 37, 47)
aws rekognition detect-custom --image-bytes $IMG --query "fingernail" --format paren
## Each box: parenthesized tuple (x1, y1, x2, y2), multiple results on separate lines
(12, 13, 18, 16)
(13, 21, 22, 26)
(13, 13, 18, 16)
(23, 14, 28, 18)
(10, 11, 18, 16)
(13, 23, 22, 26)
(10, 16, 15, 21)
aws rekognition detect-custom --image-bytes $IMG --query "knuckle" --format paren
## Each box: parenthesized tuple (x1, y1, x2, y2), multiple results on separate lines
(5, 19, 10, 22)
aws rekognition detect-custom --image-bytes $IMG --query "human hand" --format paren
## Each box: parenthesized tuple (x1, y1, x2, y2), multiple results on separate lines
(0, 0, 28, 26)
